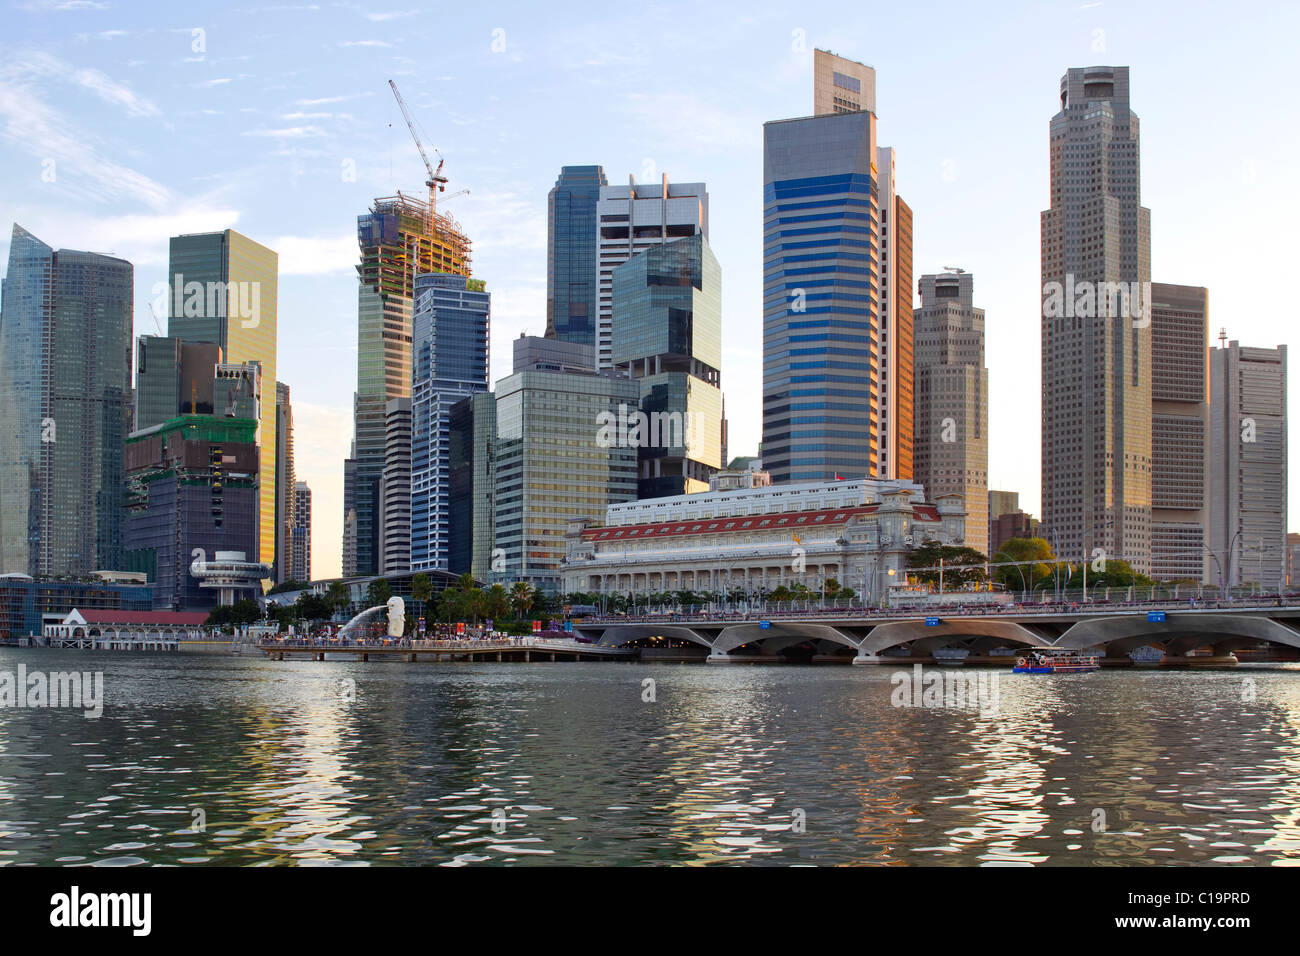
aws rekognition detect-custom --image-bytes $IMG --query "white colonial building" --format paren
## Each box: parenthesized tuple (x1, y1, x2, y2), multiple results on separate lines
(562, 476, 967, 602)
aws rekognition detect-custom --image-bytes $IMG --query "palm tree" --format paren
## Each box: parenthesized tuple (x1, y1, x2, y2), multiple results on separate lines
(510, 581, 535, 618)
(771, 585, 792, 609)
(485, 583, 510, 621)
(325, 580, 350, 617)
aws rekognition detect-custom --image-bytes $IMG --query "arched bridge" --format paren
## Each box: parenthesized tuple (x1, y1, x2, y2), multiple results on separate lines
(572, 603, 1300, 665)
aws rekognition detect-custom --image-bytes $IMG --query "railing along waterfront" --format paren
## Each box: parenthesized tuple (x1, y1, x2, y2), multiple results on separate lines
(582, 594, 1300, 625)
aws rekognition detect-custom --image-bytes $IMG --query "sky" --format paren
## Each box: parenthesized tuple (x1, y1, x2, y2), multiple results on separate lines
(2, 0, 1297, 580)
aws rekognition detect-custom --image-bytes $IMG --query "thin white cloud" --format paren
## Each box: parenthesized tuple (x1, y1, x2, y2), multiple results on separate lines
(3, 51, 161, 118)
(339, 40, 393, 48)
(197, 77, 233, 88)
(243, 125, 326, 138)
(19, 0, 109, 9)
(293, 92, 373, 106)
(0, 84, 171, 209)
(363, 9, 418, 21)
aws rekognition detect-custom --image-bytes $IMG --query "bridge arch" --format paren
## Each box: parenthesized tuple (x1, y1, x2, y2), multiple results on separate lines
(858, 619, 1055, 656)
(1056, 613, 1300, 655)
(711, 623, 860, 656)
(583, 624, 714, 652)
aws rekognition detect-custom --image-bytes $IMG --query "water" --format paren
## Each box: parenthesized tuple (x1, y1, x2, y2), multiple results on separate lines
(2, 647, 1299, 866)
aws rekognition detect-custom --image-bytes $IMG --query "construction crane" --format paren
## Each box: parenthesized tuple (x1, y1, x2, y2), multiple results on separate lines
(388, 78, 448, 222)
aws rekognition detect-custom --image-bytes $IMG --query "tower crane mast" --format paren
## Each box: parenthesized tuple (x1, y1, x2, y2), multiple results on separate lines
(388, 78, 448, 223)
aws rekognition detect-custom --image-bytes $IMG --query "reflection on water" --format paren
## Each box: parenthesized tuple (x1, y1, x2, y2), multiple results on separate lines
(1, 648, 1299, 866)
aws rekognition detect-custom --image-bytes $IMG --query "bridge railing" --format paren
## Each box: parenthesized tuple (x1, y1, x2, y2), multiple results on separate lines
(580, 593, 1299, 626)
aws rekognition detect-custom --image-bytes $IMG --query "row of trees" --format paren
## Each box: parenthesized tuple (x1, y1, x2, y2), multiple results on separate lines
(210, 535, 1171, 632)
(906, 537, 1158, 593)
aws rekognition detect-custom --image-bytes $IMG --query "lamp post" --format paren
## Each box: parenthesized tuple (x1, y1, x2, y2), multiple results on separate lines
(993, 551, 1028, 599)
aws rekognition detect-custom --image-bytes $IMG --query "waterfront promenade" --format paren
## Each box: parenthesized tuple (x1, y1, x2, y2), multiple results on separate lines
(258, 634, 637, 662)
(242, 595, 1300, 667)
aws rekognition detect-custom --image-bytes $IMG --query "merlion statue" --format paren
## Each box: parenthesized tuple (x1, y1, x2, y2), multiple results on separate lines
(386, 596, 405, 638)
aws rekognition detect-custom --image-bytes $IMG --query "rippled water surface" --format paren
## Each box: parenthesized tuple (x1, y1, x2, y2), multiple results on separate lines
(2, 648, 1299, 866)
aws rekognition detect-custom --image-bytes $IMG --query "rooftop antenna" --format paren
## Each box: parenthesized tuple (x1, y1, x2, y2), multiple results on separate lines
(1219, 327, 1227, 348)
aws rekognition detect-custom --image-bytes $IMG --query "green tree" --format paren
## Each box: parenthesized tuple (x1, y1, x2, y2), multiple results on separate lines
(296, 592, 333, 623)
(366, 578, 392, 608)
(1063, 558, 1156, 591)
(485, 583, 510, 621)
(410, 572, 432, 604)
(906, 542, 990, 588)
(510, 581, 535, 618)
(325, 580, 351, 615)
(771, 585, 792, 605)
(990, 537, 1058, 593)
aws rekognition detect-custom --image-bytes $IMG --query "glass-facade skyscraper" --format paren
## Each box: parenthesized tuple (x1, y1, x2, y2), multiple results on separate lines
(0, 224, 132, 575)
(611, 233, 724, 498)
(168, 228, 279, 573)
(448, 391, 497, 579)
(410, 273, 490, 572)
(762, 110, 880, 484)
(493, 339, 639, 592)
(546, 165, 606, 345)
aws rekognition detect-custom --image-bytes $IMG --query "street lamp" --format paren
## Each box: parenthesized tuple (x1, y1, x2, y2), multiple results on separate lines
(993, 550, 1028, 598)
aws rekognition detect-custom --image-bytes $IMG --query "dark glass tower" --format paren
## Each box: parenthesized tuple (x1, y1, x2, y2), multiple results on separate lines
(611, 233, 724, 498)
(0, 224, 132, 575)
(546, 165, 607, 345)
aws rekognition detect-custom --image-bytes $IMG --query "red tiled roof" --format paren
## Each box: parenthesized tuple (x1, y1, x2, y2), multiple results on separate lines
(582, 502, 944, 541)
(75, 609, 210, 626)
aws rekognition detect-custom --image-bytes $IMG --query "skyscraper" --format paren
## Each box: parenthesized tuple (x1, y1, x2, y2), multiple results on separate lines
(493, 337, 639, 591)
(1040, 66, 1152, 573)
(448, 391, 497, 579)
(409, 273, 490, 572)
(1209, 339, 1287, 591)
(762, 108, 880, 483)
(168, 229, 279, 573)
(546, 165, 607, 345)
(611, 233, 724, 497)
(380, 396, 412, 574)
(344, 194, 472, 576)
(913, 271, 989, 556)
(275, 381, 295, 583)
(875, 148, 914, 481)
(595, 175, 708, 370)
(124, 363, 264, 610)
(291, 481, 312, 582)
(0, 224, 132, 576)
(811, 51, 912, 482)
(1150, 284, 1209, 583)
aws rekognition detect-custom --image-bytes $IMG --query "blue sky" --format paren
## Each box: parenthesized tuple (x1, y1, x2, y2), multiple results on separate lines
(2, 0, 1297, 579)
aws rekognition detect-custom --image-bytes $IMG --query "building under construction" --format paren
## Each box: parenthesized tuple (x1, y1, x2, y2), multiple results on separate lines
(343, 192, 473, 576)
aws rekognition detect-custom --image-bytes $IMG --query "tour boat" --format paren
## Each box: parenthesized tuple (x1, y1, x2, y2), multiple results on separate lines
(1012, 648, 1100, 674)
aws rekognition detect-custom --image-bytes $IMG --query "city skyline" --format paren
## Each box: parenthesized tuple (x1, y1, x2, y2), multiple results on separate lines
(1, 2, 1297, 578)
